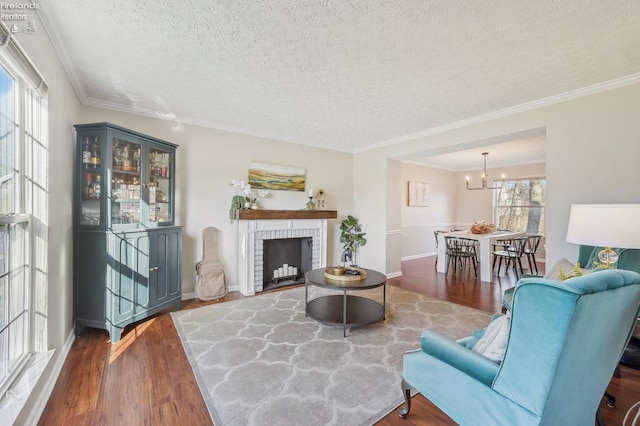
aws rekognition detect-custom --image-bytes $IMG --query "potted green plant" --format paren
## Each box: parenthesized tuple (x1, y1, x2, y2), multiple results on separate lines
(340, 215, 367, 266)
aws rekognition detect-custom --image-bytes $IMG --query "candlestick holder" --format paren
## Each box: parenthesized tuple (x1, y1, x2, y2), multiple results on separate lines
(306, 196, 316, 210)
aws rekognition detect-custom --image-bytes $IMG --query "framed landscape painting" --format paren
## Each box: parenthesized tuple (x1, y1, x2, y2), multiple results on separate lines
(248, 162, 306, 191)
(408, 181, 430, 206)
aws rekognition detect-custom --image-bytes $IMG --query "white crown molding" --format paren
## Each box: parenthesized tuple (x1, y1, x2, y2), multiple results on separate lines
(36, 5, 88, 103)
(358, 72, 640, 153)
(81, 96, 353, 154)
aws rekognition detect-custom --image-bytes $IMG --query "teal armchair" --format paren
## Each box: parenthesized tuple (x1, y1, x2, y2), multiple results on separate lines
(399, 269, 640, 425)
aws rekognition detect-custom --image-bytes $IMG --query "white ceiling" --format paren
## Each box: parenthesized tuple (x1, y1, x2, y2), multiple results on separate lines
(38, 1, 640, 162)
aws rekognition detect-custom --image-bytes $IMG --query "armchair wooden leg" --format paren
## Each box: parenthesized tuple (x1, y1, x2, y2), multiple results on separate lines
(398, 378, 412, 419)
(604, 391, 616, 408)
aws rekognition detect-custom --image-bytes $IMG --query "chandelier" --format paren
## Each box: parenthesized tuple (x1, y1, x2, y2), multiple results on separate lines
(465, 152, 505, 190)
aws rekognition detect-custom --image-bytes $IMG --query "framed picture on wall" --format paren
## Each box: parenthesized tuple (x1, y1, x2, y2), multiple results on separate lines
(248, 162, 306, 191)
(408, 181, 430, 207)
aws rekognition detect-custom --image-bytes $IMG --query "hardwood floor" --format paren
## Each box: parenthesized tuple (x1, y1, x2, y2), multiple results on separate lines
(39, 257, 640, 425)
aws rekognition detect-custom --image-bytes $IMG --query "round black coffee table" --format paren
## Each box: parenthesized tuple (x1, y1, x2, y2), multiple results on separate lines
(304, 268, 386, 337)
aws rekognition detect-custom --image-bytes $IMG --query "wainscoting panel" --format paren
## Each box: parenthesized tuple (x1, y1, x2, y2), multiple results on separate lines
(401, 223, 457, 259)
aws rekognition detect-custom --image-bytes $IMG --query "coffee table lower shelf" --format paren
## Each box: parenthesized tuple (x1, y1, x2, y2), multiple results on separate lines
(306, 294, 384, 337)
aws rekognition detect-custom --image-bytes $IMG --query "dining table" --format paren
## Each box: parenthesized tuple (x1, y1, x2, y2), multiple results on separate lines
(436, 230, 525, 282)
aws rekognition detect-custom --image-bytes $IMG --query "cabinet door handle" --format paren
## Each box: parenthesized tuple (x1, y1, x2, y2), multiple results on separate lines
(149, 266, 159, 271)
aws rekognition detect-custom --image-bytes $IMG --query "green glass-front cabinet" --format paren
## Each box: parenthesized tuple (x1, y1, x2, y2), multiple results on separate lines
(73, 123, 182, 342)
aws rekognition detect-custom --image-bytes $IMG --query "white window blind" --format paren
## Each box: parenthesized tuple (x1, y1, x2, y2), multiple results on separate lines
(0, 20, 48, 407)
(0, 23, 47, 97)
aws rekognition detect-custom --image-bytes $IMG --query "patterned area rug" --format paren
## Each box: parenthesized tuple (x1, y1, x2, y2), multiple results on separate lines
(171, 285, 491, 426)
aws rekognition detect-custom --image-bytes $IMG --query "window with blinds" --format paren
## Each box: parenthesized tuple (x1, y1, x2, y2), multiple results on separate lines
(0, 21, 48, 401)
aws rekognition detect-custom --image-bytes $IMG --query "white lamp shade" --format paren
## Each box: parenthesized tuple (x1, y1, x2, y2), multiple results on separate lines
(566, 204, 640, 249)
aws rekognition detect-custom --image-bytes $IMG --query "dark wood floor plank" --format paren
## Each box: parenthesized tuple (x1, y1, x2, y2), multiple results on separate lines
(39, 256, 640, 425)
(37, 331, 108, 423)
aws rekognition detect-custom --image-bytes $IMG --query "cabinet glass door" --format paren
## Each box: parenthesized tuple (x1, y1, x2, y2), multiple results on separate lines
(148, 146, 173, 224)
(111, 137, 142, 225)
(79, 133, 103, 226)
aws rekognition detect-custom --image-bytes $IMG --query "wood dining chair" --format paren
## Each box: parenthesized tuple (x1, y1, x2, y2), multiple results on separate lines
(434, 230, 447, 269)
(524, 235, 542, 275)
(445, 237, 478, 277)
(492, 236, 528, 278)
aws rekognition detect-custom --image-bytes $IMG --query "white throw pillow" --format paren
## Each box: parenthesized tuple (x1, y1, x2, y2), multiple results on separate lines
(472, 313, 511, 363)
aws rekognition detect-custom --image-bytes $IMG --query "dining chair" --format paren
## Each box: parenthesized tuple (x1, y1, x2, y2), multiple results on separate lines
(492, 236, 528, 278)
(434, 230, 447, 269)
(445, 237, 478, 277)
(523, 235, 542, 275)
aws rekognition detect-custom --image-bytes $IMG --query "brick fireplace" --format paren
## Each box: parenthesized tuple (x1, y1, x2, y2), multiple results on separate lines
(236, 210, 338, 295)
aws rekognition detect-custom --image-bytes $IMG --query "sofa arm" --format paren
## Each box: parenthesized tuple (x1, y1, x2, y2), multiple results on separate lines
(420, 330, 500, 387)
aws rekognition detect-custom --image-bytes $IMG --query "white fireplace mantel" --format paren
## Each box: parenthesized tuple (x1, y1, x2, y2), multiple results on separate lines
(236, 211, 337, 296)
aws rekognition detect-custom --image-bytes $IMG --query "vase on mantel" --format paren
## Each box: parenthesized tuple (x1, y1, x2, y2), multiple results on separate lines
(250, 202, 259, 210)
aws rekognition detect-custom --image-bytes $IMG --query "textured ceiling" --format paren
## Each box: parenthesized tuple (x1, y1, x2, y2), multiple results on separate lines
(39, 1, 640, 154)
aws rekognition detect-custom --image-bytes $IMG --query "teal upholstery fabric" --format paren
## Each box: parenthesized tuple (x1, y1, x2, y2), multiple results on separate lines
(578, 245, 640, 273)
(401, 269, 640, 426)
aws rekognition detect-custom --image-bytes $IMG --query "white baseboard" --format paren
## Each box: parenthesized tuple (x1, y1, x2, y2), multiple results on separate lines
(401, 252, 436, 261)
(181, 292, 196, 300)
(386, 271, 402, 279)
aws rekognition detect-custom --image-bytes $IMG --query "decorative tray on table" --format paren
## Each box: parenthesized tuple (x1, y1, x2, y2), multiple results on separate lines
(324, 266, 367, 282)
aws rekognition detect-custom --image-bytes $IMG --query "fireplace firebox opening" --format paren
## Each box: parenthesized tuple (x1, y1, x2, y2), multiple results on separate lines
(263, 237, 313, 291)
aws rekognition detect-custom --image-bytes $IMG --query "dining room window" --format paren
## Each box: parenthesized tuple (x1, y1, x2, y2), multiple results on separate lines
(494, 178, 545, 235)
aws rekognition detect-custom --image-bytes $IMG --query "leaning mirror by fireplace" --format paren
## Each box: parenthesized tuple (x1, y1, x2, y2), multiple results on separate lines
(263, 237, 313, 291)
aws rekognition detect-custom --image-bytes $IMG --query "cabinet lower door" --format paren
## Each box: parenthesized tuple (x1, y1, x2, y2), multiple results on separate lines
(108, 229, 182, 330)
(109, 232, 147, 325)
(147, 228, 182, 309)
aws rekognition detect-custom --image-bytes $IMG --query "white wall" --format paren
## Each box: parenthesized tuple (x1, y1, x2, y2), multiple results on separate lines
(77, 107, 354, 294)
(354, 82, 640, 273)
(11, 14, 82, 425)
(399, 163, 457, 259)
(385, 160, 402, 275)
(353, 150, 388, 270)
